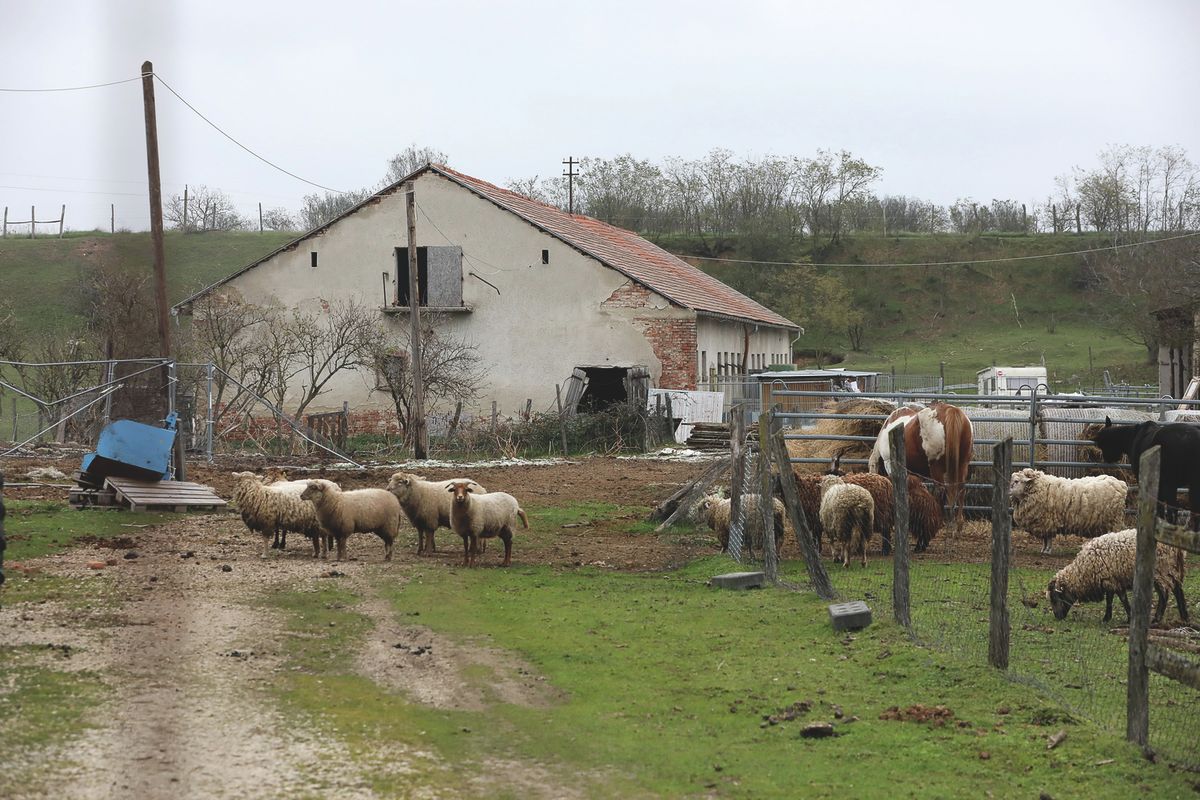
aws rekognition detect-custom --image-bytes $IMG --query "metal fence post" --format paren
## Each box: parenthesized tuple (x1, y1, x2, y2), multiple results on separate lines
(729, 404, 745, 542)
(761, 409, 778, 582)
(102, 359, 116, 426)
(205, 362, 215, 462)
(988, 437, 1013, 670)
(1127, 445, 1160, 749)
(1028, 388, 1039, 471)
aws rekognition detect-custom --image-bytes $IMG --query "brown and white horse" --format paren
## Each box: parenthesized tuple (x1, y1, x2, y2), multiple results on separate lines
(869, 401, 974, 532)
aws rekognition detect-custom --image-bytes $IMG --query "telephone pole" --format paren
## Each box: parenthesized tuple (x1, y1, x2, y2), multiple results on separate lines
(141, 60, 170, 361)
(562, 156, 578, 215)
(405, 189, 427, 459)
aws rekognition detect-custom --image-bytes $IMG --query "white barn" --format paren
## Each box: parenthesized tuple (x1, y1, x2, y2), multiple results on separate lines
(175, 164, 799, 418)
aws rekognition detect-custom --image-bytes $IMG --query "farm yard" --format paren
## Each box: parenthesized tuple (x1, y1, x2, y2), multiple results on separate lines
(2, 451, 1199, 799)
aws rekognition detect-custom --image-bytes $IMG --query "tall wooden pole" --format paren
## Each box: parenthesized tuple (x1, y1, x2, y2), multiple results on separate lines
(142, 60, 170, 361)
(142, 61, 184, 480)
(405, 190, 427, 459)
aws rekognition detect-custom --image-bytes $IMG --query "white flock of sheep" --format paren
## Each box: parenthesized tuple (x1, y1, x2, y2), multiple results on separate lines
(228, 469, 527, 567)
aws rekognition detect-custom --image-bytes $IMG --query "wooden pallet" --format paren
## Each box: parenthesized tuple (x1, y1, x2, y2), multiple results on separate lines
(69, 487, 117, 509)
(103, 477, 227, 513)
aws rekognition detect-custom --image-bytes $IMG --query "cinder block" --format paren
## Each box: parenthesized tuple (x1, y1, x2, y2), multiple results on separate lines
(828, 600, 872, 631)
(710, 571, 766, 590)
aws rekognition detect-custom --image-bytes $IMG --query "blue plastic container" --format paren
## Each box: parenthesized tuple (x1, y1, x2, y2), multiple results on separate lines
(79, 413, 177, 485)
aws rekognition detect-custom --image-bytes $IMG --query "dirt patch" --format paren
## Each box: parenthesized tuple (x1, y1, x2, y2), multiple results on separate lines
(880, 704, 956, 725)
(357, 597, 565, 712)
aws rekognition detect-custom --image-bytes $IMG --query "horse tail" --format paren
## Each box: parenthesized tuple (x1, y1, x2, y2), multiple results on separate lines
(942, 406, 972, 528)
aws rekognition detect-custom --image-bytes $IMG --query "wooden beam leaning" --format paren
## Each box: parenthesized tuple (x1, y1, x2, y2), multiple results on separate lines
(653, 456, 732, 532)
(1146, 644, 1200, 691)
(768, 426, 834, 600)
(988, 437, 1013, 669)
(1127, 445, 1161, 748)
(888, 424, 912, 629)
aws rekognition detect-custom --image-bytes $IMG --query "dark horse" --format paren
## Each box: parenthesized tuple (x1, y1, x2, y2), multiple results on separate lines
(1091, 416, 1200, 528)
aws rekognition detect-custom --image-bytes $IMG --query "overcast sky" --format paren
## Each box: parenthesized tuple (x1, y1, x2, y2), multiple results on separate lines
(1, 0, 1197, 232)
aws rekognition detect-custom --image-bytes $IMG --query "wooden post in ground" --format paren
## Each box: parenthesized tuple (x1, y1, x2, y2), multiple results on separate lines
(258, 202, 263, 233)
(888, 424, 911, 627)
(1127, 445, 1161, 748)
(988, 437, 1013, 669)
(491, 401, 498, 434)
(760, 411, 778, 580)
(555, 385, 568, 456)
(59, 205, 65, 237)
(404, 189, 427, 459)
(182, 185, 188, 231)
(729, 404, 745, 548)
(664, 394, 674, 443)
(768, 426, 835, 599)
(110, 204, 114, 233)
(3, 206, 7, 237)
(30, 205, 34, 238)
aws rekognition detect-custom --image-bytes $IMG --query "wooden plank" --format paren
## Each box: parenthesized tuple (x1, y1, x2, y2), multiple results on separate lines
(1146, 644, 1200, 691)
(890, 424, 912, 629)
(768, 426, 834, 600)
(651, 456, 731, 531)
(1152, 522, 1200, 555)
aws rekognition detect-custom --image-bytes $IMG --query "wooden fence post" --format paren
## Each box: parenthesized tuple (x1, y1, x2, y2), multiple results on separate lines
(729, 404, 745, 544)
(555, 385, 568, 456)
(760, 411, 778, 580)
(888, 424, 911, 628)
(59, 204, 65, 238)
(988, 437, 1013, 669)
(1127, 445, 1161, 748)
(768, 425, 835, 599)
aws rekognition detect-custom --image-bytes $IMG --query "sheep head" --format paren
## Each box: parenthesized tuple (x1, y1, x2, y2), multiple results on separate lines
(819, 474, 844, 497)
(1008, 468, 1038, 502)
(447, 480, 477, 506)
(300, 480, 329, 503)
(386, 472, 415, 493)
(1046, 578, 1075, 620)
(231, 471, 264, 486)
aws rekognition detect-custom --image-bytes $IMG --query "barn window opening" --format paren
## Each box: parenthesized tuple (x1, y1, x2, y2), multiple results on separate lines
(311, 251, 318, 268)
(577, 367, 628, 411)
(395, 246, 463, 307)
(542, 249, 550, 264)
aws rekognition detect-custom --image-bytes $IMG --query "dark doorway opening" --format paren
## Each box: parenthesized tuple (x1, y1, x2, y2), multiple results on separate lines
(577, 367, 628, 412)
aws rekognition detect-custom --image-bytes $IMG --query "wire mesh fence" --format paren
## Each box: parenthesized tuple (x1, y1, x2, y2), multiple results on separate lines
(717, 404, 1200, 768)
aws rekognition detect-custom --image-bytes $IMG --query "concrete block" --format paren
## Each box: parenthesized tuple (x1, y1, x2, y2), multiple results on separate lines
(828, 600, 872, 631)
(710, 571, 766, 590)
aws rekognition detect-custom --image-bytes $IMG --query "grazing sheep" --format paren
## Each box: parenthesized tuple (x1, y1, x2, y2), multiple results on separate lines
(1047, 529, 1188, 624)
(385, 472, 487, 555)
(697, 494, 785, 553)
(231, 471, 329, 559)
(446, 480, 528, 567)
(300, 481, 401, 562)
(1009, 468, 1128, 554)
(819, 475, 874, 568)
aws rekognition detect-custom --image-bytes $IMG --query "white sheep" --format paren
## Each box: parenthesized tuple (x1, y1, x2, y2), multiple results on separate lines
(230, 471, 330, 559)
(1047, 529, 1188, 624)
(1009, 468, 1128, 554)
(446, 480, 528, 567)
(697, 494, 785, 553)
(300, 481, 402, 562)
(819, 475, 874, 568)
(385, 472, 487, 555)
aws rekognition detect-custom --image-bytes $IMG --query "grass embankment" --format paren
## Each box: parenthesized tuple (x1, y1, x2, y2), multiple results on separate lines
(0, 230, 293, 336)
(260, 504, 1193, 798)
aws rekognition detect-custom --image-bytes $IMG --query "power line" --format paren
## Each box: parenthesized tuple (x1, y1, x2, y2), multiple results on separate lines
(151, 73, 347, 195)
(0, 76, 142, 92)
(682, 231, 1200, 268)
(0, 184, 146, 197)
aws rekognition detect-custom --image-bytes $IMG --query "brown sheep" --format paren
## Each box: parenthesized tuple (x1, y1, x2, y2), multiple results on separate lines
(447, 481, 528, 567)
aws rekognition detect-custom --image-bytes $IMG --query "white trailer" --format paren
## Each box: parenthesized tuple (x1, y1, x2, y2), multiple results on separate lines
(976, 366, 1047, 396)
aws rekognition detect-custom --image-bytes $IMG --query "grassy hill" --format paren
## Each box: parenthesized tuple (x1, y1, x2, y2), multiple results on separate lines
(0, 230, 1154, 389)
(0, 230, 295, 337)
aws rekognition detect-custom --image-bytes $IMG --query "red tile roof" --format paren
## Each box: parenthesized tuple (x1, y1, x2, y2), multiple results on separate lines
(432, 165, 798, 330)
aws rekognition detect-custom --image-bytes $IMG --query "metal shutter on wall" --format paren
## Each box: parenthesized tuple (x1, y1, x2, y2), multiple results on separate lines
(426, 246, 463, 307)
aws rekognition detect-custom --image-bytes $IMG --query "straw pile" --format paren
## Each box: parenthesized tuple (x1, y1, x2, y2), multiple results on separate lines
(785, 397, 896, 473)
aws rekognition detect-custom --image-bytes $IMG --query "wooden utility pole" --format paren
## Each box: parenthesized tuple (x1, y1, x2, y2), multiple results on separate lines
(405, 189, 427, 459)
(182, 185, 189, 231)
(142, 60, 184, 480)
(142, 60, 170, 361)
(562, 156, 578, 215)
(258, 202, 263, 233)
(110, 204, 114, 234)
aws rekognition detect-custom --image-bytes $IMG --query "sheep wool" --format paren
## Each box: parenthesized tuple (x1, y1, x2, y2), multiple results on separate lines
(447, 481, 527, 567)
(300, 481, 402, 562)
(386, 472, 487, 555)
(231, 472, 328, 559)
(1010, 468, 1128, 554)
(1048, 529, 1188, 624)
(698, 494, 785, 553)
(819, 475, 874, 568)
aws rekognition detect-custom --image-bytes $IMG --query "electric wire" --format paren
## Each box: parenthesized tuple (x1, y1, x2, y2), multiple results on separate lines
(0, 76, 142, 92)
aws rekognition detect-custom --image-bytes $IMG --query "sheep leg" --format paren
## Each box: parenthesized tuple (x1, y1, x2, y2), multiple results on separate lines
(498, 526, 513, 567)
(1103, 592, 1115, 623)
(260, 531, 274, 559)
(334, 535, 347, 562)
(381, 534, 394, 562)
(310, 535, 321, 558)
(460, 534, 472, 567)
(1115, 590, 1131, 621)
(1173, 582, 1189, 623)
(1040, 538, 1052, 556)
(1152, 584, 1168, 624)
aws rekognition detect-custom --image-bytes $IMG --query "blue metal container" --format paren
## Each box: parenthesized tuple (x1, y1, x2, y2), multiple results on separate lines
(80, 413, 177, 485)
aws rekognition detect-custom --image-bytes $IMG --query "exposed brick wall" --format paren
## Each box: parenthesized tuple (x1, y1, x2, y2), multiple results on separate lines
(638, 318, 698, 390)
(601, 281, 655, 308)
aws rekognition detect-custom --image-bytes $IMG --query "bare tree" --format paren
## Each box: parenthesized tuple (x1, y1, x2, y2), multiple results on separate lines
(165, 185, 246, 232)
(284, 298, 380, 420)
(371, 315, 486, 444)
(383, 144, 450, 184)
(260, 207, 297, 231)
(298, 188, 373, 231)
